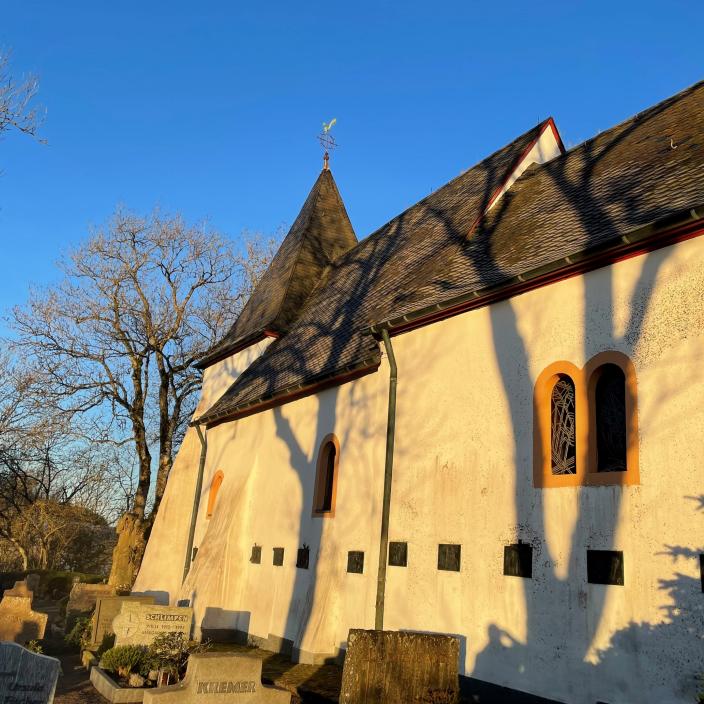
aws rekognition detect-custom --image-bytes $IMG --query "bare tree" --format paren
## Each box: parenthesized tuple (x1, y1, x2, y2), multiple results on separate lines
(12, 208, 276, 587)
(0, 51, 42, 140)
(0, 353, 121, 571)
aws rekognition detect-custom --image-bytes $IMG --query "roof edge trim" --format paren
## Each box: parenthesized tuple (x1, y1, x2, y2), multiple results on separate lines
(370, 205, 704, 338)
(468, 117, 565, 236)
(195, 355, 381, 426)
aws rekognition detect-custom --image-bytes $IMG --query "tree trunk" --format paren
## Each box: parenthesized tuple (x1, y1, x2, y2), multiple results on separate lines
(108, 511, 150, 589)
(9, 538, 28, 571)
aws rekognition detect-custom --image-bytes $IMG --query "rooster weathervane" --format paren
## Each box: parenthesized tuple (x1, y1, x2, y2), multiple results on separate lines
(318, 118, 338, 170)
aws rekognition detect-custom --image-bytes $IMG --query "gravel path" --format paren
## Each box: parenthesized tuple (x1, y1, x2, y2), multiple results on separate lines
(55, 654, 105, 704)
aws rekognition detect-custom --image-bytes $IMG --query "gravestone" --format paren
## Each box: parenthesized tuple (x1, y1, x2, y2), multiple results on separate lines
(112, 603, 193, 646)
(3, 580, 34, 599)
(0, 594, 47, 643)
(339, 629, 460, 704)
(25, 574, 40, 596)
(0, 641, 60, 703)
(90, 595, 155, 647)
(143, 653, 290, 703)
(66, 582, 115, 616)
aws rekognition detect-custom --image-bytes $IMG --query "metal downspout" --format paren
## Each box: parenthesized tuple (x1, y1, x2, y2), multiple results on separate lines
(183, 423, 207, 583)
(375, 328, 397, 630)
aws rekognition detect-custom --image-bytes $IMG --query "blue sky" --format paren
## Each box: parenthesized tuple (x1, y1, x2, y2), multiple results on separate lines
(1, 1, 702, 326)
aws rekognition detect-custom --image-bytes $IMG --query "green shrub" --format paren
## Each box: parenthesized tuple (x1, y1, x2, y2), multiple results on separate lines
(142, 632, 210, 679)
(65, 616, 92, 649)
(143, 632, 189, 676)
(100, 645, 148, 678)
(25, 640, 43, 654)
(97, 632, 115, 656)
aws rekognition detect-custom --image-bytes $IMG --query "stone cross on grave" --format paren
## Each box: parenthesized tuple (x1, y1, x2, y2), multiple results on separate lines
(143, 653, 291, 703)
(0, 584, 47, 643)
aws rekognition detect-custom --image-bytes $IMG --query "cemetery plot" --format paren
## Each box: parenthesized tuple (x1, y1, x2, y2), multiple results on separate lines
(113, 603, 193, 647)
(143, 653, 291, 703)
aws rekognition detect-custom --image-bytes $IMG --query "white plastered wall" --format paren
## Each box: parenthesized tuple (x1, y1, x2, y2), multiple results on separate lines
(383, 234, 704, 704)
(178, 367, 388, 662)
(136, 234, 704, 703)
(133, 337, 274, 602)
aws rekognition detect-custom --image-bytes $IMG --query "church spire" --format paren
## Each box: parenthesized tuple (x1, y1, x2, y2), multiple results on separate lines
(197, 165, 357, 369)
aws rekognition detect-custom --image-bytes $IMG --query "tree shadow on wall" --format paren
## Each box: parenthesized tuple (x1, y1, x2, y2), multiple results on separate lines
(468, 538, 704, 704)
(368, 87, 704, 701)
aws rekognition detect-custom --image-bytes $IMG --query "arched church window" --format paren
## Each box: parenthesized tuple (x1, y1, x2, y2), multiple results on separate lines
(313, 434, 339, 517)
(206, 471, 224, 518)
(551, 375, 576, 475)
(594, 364, 627, 472)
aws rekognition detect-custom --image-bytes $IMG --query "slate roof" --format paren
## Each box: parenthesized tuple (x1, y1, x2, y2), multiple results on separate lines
(197, 169, 357, 368)
(197, 80, 704, 425)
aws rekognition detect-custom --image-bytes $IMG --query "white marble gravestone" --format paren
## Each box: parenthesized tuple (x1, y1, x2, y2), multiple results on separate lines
(0, 642, 60, 704)
(112, 603, 193, 646)
(143, 653, 290, 703)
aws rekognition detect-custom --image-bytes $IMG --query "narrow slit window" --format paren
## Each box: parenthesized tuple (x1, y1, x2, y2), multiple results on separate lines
(551, 375, 576, 475)
(321, 444, 335, 511)
(313, 435, 339, 516)
(206, 471, 224, 518)
(595, 364, 627, 472)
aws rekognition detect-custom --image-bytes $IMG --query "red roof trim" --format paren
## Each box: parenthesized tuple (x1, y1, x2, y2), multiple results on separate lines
(387, 218, 704, 337)
(202, 360, 380, 427)
(467, 117, 565, 237)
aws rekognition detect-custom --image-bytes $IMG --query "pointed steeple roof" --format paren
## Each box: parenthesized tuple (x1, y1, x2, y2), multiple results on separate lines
(197, 168, 357, 368)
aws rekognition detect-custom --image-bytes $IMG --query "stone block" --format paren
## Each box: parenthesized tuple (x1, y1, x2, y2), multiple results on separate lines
(91, 595, 155, 647)
(112, 603, 193, 647)
(26, 573, 41, 595)
(90, 666, 145, 703)
(0, 641, 60, 703)
(339, 629, 460, 704)
(4, 579, 34, 599)
(0, 594, 47, 643)
(143, 653, 291, 703)
(67, 582, 116, 628)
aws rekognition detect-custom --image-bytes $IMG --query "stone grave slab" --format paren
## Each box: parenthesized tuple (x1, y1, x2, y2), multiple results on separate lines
(67, 582, 116, 615)
(339, 629, 460, 704)
(0, 594, 47, 643)
(143, 653, 291, 703)
(90, 595, 155, 647)
(112, 603, 193, 646)
(0, 641, 60, 703)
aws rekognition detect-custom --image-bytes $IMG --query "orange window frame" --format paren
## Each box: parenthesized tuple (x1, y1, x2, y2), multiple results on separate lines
(312, 433, 340, 518)
(206, 470, 224, 518)
(533, 352, 639, 488)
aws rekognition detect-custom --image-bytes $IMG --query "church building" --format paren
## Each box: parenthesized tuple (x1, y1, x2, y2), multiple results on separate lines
(134, 81, 704, 703)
